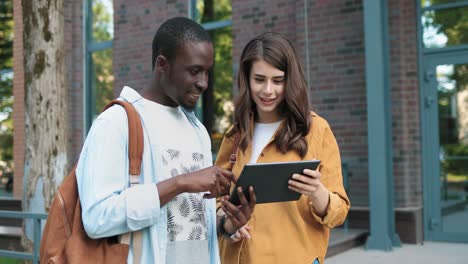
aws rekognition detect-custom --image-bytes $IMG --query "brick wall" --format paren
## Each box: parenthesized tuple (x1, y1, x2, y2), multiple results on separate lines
(11, 0, 422, 210)
(388, 0, 421, 208)
(12, 0, 24, 199)
(232, 0, 302, 91)
(113, 0, 189, 95)
(232, 0, 370, 206)
(307, 0, 421, 208)
(65, 0, 85, 164)
(232, 0, 422, 209)
(307, 0, 368, 206)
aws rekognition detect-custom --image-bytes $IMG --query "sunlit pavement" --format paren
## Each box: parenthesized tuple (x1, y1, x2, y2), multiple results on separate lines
(325, 241, 468, 264)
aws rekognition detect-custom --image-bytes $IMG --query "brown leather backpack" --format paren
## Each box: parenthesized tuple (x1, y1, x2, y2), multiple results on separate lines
(40, 100, 144, 264)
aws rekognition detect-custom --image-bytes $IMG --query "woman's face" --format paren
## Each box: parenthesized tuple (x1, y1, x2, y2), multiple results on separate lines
(249, 59, 286, 123)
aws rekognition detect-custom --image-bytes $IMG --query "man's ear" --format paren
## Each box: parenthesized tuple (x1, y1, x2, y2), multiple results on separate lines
(155, 55, 169, 73)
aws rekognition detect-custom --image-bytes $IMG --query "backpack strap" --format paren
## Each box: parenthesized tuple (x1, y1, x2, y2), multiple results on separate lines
(103, 100, 143, 264)
(104, 100, 143, 177)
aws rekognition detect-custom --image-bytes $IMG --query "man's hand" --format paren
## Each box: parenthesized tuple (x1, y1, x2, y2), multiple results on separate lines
(229, 225, 252, 242)
(220, 186, 256, 236)
(178, 166, 236, 198)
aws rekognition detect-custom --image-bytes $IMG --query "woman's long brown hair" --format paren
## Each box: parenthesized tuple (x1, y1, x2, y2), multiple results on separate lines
(229, 32, 311, 158)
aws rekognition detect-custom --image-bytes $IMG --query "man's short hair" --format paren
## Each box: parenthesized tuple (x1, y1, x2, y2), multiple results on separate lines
(152, 17, 212, 69)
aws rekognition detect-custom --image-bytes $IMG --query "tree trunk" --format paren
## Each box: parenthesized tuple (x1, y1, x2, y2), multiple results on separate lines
(22, 0, 68, 235)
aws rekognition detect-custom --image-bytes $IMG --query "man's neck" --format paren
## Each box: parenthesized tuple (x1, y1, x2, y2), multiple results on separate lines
(142, 79, 168, 106)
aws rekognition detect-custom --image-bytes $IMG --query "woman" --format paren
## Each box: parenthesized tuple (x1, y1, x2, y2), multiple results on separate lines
(216, 32, 350, 264)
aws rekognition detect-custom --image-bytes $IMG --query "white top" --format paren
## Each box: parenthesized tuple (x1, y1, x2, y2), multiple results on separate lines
(249, 121, 282, 163)
(76, 86, 219, 264)
(140, 98, 209, 263)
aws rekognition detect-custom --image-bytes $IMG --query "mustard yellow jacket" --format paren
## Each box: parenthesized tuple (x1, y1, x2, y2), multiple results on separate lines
(215, 112, 350, 264)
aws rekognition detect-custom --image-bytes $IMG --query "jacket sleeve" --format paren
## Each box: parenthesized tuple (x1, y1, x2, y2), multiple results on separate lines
(309, 122, 350, 228)
(76, 107, 161, 239)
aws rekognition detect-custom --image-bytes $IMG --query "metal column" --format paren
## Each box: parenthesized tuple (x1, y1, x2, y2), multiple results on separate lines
(363, 0, 401, 250)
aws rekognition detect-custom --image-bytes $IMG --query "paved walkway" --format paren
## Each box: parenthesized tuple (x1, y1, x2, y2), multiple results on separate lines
(325, 242, 468, 264)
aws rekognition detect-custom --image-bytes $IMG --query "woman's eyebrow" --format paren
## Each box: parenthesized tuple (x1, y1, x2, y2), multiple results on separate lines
(252, 73, 284, 78)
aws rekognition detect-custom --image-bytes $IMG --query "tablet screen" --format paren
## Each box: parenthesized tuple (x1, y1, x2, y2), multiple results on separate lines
(229, 160, 320, 205)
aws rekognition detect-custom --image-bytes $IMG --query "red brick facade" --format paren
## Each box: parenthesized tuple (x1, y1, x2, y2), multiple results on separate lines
(230, 0, 421, 209)
(12, 0, 24, 198)
(113, 0, 189, 94)
(306, 0, 369, 206)
(12, 0, 423, 242)
(65, 0, 85, 165)
(388, 0, 421, 208)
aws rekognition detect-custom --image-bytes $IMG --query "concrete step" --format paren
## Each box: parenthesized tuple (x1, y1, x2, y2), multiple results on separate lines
(327, 228, 368, 257)
(0, 226, 22, 251)
(0, 198, 22, 211)
(0, 199, 24, 251)
(0, 198, 22, 227)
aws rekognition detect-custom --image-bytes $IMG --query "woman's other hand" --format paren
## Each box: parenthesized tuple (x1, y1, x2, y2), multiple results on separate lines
(288, 168, 330, 217)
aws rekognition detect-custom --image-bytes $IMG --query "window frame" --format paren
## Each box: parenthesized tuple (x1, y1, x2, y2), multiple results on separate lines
(83, 0, 113, 134)
(419, 0, 468, 54)
(188, 0, 232, 121)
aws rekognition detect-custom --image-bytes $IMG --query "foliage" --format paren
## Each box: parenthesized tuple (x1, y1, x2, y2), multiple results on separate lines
(438, 89, 458, 145)
(431, 1, 468, 46)
(441, 144, 468, 175)
(421, 0, 454, 6)
(92, 48, 114, 114)
(0, 0, 13, 169)
(198, 0, 233, 138)
(91, 0, 114, 115)
(431, 1, 468, 166)
(0, 257, 23, 264)
(0, 1, 13, 70)
(92, 0, 113, 42)
(430, 1, 468, 90)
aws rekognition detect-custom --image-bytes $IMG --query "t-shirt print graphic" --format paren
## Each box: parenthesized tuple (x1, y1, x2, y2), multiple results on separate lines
(163, 149, 208, 242)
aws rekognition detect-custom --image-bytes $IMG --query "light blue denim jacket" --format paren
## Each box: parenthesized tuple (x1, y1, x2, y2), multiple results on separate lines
(76, 87, 220, 264)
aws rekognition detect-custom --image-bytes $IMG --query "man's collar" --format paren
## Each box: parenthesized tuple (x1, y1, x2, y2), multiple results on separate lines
(119, 86, 143, 103)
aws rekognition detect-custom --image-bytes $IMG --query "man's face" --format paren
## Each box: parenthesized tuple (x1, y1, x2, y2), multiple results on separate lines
(163, 41, 214, 110)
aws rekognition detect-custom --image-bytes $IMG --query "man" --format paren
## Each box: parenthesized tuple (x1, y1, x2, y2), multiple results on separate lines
(76, 17, 254, 264)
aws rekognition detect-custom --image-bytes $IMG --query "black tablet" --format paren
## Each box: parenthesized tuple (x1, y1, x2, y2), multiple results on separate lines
(229, 160, 321, 205)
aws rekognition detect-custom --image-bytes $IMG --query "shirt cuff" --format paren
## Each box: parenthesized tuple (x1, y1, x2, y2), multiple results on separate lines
(309, 191, 341, 225)
(124, 183, 161, 230)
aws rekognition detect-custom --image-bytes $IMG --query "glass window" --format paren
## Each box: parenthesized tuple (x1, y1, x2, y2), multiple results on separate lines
(0, 0, 13, 197)
(210, 26, 233, 153)
(193, 0, 233, 155)
(196, 0, 232, 23)
(91, 48, 114, 119)
(436, 63, 468, 232)
(85, 0, 114, 131)
(92, 0, 114, 42)
(421, 0, 468, 8)
(422, 6, 468, 48)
